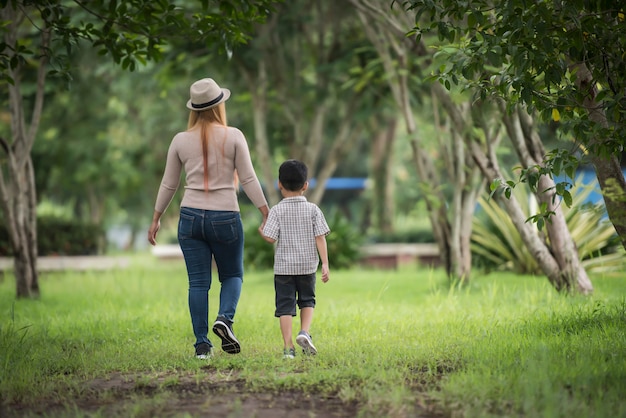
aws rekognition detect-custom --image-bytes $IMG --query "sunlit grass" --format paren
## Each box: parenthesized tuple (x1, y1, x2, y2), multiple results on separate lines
(1, 255, 625, 417)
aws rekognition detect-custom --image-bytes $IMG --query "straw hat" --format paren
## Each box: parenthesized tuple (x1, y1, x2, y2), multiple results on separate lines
(186, 78, 231, 111)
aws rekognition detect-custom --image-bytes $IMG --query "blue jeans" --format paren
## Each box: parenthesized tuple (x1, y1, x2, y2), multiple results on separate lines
(178, 207, 244, 348)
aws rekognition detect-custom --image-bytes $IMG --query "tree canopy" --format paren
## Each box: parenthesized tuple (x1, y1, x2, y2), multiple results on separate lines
(405, 0, 626, 248)
(0, 0, 279, 298)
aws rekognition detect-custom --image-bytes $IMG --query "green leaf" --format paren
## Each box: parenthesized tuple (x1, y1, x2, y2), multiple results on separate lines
(487, 50, 502, 67)
(468, 12, 476, 28)
(562, 190, 573, 207)
(552, 157, 562, 174)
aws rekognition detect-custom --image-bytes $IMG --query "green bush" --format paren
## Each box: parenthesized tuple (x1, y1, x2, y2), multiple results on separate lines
(370, 228, 434, 244)
(325, 211, 362, 269)
(471, 177, 625, 274)
(243, 211, 362, 270)
(243, 220, 275, 270)
(0, 216, 105, 256)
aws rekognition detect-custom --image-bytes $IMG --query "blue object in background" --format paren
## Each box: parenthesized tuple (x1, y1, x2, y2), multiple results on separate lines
(274, 177, 368, 190)
(309, 177, 368, 190)
(554, 168, 626, 205)
(273, 170, 626, 206)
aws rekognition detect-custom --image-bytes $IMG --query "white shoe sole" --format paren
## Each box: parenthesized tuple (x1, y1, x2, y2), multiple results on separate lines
(296, 333, 317, 355)
(212, 320, 241, 354)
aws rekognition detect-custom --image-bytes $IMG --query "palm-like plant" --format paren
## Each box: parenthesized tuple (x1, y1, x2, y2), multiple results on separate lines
(471, 175, 625, 274)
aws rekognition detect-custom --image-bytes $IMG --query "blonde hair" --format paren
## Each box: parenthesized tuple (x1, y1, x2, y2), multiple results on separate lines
(187, 103, 237, 192)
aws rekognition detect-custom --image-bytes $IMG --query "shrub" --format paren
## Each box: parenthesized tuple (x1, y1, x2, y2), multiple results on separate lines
(0, 216, 105, 256)
(325, 211, 362, 269)
(471, 177, 625, 274)
(243, 220, 275, 270)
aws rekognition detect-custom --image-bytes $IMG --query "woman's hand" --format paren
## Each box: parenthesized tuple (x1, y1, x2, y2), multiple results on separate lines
(148, 219, 160, 246)
(148, 211, 162, 246)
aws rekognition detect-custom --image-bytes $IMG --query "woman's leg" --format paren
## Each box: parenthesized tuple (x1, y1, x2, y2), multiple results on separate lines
(208, 211, 244, 321)
(178, 208, 213, 347)
(218, 275, 242, 321)
(207, 211, 244, 353)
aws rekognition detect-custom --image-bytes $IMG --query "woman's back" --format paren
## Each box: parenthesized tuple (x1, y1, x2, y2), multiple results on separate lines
(154, 124, 266, 213)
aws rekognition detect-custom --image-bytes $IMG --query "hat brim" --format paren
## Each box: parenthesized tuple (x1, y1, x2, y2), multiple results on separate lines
(186, 88, 231, 111)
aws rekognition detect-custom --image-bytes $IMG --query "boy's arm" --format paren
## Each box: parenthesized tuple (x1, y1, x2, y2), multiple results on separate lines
(260, 232, 276, 244)
(260, 208, 277, 244)
(315, 234, 330, 283)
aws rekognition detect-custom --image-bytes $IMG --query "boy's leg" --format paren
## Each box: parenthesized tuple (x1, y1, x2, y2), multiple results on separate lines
(299, 307, 314, 334)
(295, 274, 317, 355)
(275, 275, 297, 356)
(279, 315, 295, 349)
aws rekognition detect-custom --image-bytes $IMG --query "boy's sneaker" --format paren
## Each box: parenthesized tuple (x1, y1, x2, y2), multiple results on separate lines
(283, 347, 296, 359)
(295, 330, 317, 355)
(212, 316, 241, 354)
(195, 342, 212, 360)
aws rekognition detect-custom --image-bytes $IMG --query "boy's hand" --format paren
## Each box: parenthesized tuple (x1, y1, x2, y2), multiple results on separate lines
(259, 225, 276, 244)
(321, 263, 329, 283)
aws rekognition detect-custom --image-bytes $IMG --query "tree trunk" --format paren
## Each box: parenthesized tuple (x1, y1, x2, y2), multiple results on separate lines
(429, 87, 489, 281)
(239, 62, 280, 206)
(409, 139, 453, 275)
(0, 148, 40, 298)
(308, 97, 364, 205)
(501, 106, 593, 293)
(468, 105, 591, 293)
(589, 154, 626, 248)
(0, 3, 47, 298)
(469, 141, 572, 288)
(14, 157, 39, 298)
(440, 97, 482, 281)
(352, 1, 484, 280)
(241, 5, 357, 206)
(353, 6, 449, 272)
(370, 117, 397, 235)
(573, 62, 626, 250)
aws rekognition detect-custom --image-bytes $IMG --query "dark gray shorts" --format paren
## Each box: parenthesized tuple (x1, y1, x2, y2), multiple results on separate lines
(274, 273, 316, 317)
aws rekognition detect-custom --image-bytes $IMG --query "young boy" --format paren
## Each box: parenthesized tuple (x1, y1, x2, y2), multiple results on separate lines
(261, 159, 330, 359)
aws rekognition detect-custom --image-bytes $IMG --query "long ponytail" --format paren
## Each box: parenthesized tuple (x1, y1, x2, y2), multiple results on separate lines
(187, 103, 229, 193)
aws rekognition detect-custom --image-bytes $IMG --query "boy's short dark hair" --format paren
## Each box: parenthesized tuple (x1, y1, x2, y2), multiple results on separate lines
(279, 159, 308, 191)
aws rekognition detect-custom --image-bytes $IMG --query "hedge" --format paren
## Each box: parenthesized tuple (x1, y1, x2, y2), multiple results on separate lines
(0, 216, 104, 256)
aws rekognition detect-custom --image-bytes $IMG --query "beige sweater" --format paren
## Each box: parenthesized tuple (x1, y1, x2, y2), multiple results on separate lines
(154, 125, 268, 214)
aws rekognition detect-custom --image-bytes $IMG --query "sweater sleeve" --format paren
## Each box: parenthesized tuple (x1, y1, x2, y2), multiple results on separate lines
(154, 137, 183, 214)
(232, 128, 268, 209)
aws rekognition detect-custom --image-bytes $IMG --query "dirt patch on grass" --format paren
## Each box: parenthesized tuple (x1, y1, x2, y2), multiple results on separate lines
(4, 369, 360, 418)
(4, 366, 448, 417)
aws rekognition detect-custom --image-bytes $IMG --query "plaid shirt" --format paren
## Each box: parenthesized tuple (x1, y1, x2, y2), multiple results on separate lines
(263, 196, 330, 275)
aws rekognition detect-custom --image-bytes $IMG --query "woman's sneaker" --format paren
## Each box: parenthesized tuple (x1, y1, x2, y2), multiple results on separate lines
(212, 316, 241, 354)
(295, 330, 317, 355)
(195, 342, 212, 359)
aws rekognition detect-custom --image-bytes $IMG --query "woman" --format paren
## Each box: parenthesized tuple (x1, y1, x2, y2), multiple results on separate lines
(148, 78, 269, 359)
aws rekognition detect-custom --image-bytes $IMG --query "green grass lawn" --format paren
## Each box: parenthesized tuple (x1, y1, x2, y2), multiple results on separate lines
(1, 255, 625, 417)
